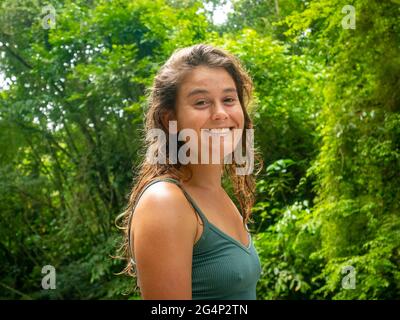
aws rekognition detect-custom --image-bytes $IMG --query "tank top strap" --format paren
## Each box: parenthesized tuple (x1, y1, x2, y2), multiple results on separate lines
(127, 177, 179, 264)
(127, 177, 209, 265)
(167, 179, 210, 226)
(127, 177, 174, 237)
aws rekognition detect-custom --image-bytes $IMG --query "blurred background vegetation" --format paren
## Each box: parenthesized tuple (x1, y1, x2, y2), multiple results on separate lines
(0, 0, 399, 300)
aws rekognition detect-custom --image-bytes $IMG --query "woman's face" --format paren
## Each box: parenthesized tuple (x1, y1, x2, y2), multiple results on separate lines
(173, 66, 245, 164)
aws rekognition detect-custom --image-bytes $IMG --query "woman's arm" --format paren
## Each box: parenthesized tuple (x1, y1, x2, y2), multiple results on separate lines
(131, 182, 198, 300)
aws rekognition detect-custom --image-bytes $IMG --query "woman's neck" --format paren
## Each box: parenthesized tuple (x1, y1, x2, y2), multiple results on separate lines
(181, 163, 224, 192)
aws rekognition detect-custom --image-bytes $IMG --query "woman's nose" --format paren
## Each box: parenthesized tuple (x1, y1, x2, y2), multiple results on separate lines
(210, 102, 228, 121)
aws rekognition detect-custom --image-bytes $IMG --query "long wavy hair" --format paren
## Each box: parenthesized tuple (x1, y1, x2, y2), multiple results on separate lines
(114, 43, 263, 291)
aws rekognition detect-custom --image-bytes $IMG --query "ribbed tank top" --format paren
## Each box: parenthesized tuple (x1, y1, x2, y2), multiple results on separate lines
(128, 177, 262, 300)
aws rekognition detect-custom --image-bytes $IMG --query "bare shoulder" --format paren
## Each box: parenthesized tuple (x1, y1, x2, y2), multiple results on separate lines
(132, 180, 196, 231)
(130, 180, 197, 299)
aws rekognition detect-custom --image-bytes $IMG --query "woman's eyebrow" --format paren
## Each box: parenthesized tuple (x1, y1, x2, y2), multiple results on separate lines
(186, 87, 237, 98)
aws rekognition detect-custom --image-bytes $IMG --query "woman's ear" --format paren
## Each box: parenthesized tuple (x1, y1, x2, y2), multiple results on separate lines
(161, 110, 176, 132)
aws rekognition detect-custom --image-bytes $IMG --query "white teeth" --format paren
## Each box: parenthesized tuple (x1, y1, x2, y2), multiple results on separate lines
(206, 128, 231, 134)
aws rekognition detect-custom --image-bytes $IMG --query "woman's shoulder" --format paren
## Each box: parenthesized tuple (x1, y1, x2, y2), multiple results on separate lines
(137, 177, 183, 206)
(131, 177, 198, 256)
(132, 176, 197, 232)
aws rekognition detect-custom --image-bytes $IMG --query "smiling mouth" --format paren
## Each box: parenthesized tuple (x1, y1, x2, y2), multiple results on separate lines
(203, 127, 234, 135)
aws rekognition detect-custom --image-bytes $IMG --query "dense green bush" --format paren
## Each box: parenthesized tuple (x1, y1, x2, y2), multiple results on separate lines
(0, 0, 398, 299)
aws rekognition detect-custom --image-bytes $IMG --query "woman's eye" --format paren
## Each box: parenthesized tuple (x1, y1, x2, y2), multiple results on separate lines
(224, 98, 236, 105)
(195, 100, 208, 106)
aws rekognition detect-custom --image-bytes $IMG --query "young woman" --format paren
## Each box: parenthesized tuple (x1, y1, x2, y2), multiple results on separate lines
(116, 44, 263, 300)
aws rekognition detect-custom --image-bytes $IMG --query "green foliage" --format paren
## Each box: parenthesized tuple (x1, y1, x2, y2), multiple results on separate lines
(254, 200, 323, 299)
(256, 0, 400, 299)
(0, 0, 398, 299)
(0, 0, 208, 299)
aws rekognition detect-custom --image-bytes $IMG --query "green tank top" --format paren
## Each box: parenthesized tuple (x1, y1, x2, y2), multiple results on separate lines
(128, 177, 262, 300)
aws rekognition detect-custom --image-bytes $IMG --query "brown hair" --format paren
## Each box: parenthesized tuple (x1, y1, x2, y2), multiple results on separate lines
(114, 43, 263, 292)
